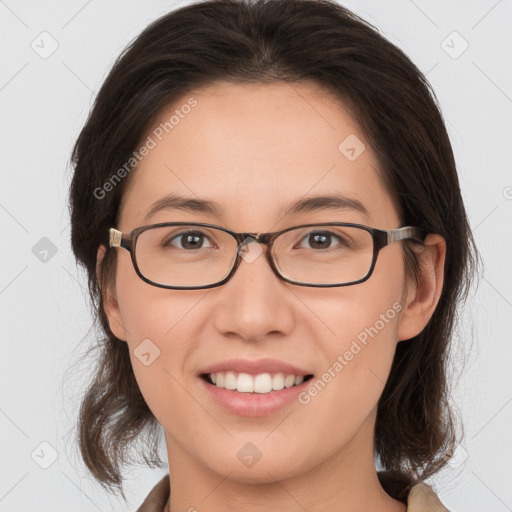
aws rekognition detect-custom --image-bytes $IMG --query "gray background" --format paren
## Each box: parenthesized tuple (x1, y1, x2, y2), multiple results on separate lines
(1, 0, 511, 510)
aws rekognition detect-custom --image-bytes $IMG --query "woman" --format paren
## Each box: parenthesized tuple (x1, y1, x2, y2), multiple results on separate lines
(68, 0, 478, 510)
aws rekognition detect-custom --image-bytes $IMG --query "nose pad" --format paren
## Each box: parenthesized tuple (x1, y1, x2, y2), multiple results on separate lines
(237, 236, 264, 265)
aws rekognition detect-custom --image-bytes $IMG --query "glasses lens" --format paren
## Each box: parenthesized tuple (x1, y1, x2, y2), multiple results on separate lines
(272, 225, 374, 285)
(135, 225, 238, 287)
(134, 224, 375, 288)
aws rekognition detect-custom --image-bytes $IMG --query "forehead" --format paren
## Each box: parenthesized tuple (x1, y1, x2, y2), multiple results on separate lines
(118, 81, 398, 230)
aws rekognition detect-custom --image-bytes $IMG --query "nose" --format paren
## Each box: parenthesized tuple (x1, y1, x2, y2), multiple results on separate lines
(212, 239, 295, 342)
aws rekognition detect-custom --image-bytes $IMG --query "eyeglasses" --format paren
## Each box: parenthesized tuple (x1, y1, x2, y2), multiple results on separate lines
(108, 222, 425, 290)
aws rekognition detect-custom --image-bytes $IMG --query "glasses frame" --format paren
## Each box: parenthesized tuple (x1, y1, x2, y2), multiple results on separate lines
(108, 221, 425, 290)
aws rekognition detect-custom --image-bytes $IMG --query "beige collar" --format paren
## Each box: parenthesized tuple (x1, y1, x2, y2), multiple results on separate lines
(137, 475, 450, 511)
(408, 483, 450, 511)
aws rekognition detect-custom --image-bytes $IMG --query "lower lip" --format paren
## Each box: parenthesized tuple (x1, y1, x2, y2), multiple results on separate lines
(200, 376, 312, 417)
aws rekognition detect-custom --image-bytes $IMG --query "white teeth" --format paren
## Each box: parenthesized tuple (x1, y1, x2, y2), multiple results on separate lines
(207, 371, 308, 393)
(272, 373, 284, 390)
(237, 373, 255, 392)
(284, 374, 295, 388)
(253, 373, 272, 393)
(224, 371, 237, 390)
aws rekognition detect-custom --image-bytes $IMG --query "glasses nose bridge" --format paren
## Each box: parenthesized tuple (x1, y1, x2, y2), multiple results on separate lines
(232, 231, 281, 280)
(237, 231, 274, 246)
(235, 232, 277, 260)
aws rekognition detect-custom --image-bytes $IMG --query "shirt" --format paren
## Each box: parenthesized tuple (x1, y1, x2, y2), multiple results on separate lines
(135, 473, 450, 511)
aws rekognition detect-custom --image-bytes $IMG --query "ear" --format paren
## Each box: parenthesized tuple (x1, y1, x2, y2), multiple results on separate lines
(96, 244, 128, 342)
(397, 234, 446, 341)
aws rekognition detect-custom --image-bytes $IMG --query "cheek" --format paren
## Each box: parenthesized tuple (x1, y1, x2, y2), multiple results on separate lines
(316, 248, 405, 353)
(298, 298, 403, 449)
(115, 250, 191, 342)
(338, 300, 402, 383)
(324, 292, 402, 384)
(113, 264, 198, 406)
(308, 249, 406, 408)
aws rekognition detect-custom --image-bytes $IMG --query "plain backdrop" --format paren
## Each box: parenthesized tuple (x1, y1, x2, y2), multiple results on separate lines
(1, 0, 511, 510)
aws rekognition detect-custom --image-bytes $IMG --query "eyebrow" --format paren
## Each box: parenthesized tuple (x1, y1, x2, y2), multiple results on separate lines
(142, 192, 370, 223)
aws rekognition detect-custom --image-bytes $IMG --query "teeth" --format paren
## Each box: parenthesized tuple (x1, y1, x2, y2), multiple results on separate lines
(207, 371, 307, 393)
(273, 373, 285, 390)
(225, 371, 237, 390)
(237, 373, 256, 392)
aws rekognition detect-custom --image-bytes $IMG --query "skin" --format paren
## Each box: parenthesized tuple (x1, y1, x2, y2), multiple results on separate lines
(97, 81, 446, 512)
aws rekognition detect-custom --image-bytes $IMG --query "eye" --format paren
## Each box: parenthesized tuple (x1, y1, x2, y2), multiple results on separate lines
(297, 230, 350, 250)
(164, 230, 216, 250)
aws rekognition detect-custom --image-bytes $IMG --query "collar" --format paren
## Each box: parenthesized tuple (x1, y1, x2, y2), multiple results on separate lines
(407, 483, 450, 511)
(136, 474, 450, 511)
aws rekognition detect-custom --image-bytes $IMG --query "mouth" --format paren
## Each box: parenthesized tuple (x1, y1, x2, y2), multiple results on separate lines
(197, 358, 316, 416)
(200, 371, 315, 394)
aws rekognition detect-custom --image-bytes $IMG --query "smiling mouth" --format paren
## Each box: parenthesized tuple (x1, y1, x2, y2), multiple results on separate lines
(200, 372, 314, 394)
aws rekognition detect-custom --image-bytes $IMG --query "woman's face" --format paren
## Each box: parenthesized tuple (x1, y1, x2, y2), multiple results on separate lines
(101, 81, 424, 483)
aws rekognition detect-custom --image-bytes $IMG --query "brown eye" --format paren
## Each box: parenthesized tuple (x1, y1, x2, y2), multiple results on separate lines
(164, 230, 214, 250)
(296, 231, 349, 250)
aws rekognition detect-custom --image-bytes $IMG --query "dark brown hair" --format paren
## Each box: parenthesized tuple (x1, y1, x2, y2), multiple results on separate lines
(68, 0, 479, 502)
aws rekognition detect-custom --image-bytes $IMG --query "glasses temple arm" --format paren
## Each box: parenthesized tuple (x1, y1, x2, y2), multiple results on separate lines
(109, 228, 123, 248)
(387, 226, 425, 245)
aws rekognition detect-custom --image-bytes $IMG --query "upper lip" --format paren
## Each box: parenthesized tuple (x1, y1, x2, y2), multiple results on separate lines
(199, 358, 313, 377)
